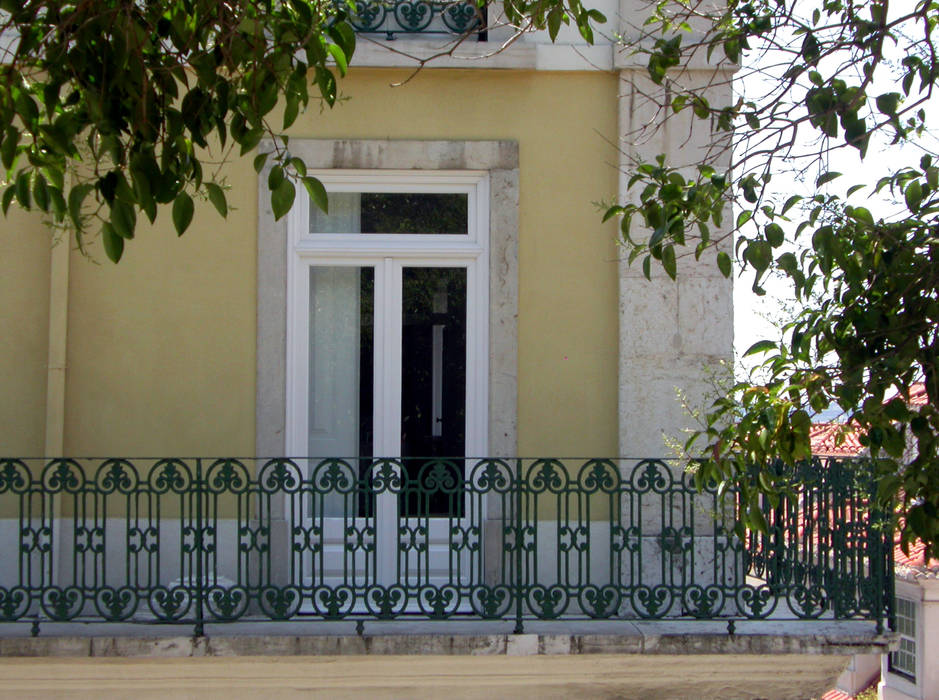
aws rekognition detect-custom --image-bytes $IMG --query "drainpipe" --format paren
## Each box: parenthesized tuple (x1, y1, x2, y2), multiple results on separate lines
(43, 234, 69, 602)
(44, 235, 69, 457)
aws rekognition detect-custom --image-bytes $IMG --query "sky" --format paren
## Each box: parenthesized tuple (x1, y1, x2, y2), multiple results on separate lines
(731, 6, 936, 390)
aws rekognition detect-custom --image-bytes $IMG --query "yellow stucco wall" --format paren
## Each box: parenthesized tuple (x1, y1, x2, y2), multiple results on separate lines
(0, 207, 51, 455)
(3, 68, 620, 458)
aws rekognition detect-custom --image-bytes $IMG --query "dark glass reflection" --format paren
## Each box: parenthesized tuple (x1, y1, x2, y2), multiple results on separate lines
(309, 192, 468, 235)
(358, 269, 375, 518)
(362, 193, 467, 234)
(400, 267, 467, 517)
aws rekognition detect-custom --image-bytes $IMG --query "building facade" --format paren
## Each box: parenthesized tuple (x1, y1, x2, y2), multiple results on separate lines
(0, 2, 894, 698)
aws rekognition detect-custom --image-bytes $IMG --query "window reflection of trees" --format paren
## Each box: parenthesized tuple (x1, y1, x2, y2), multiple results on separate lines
(351, 192, 469, 517)
(361, 193, 467, 234)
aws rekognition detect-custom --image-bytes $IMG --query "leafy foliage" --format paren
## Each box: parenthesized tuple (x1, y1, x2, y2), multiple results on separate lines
(0, 0, 356, 261)
(606, 0, 939, 558)
(0, 0, 606, 262)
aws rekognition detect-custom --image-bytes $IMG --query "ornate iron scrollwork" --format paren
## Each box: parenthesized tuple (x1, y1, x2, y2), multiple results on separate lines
(344, 0, 486, 39)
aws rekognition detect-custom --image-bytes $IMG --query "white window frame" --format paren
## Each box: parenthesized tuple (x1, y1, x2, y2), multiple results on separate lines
(284, 169, 491, 461)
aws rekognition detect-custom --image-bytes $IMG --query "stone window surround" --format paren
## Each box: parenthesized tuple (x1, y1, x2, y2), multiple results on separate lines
(256, 139, 519, 460)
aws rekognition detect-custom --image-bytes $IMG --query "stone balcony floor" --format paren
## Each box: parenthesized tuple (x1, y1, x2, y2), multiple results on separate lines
(0, 620, 896, 700)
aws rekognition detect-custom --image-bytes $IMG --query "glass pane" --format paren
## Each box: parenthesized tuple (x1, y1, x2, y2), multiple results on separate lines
(308, 266, 374, 516)
(310, 193, 361, 233)
(400, 267, 467, 517)
(310, 192, 467, 234)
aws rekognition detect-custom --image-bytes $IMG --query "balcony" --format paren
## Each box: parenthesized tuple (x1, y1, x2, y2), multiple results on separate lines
(342, 0, 486, 40)
(0, 457, 892, 635)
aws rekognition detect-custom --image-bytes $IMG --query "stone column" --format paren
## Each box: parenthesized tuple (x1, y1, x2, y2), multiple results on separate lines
(615, 64, 736, 612)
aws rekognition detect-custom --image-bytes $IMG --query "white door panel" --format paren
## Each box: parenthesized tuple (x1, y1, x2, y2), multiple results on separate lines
(287, 173, 490, 595)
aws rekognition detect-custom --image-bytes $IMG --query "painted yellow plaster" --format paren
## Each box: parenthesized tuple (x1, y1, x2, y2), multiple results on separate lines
(3, 68, 620, 458)
(0, 207, 52, 456)
(283, 69, 621, 456)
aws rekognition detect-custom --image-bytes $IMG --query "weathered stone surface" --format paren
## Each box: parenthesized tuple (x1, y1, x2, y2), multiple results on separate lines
(0, 620, 892, 658)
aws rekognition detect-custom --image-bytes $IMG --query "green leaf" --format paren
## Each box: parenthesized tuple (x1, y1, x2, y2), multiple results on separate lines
(328, 21, 356, 61)
(716, 251, 732, 277)
(253, 152, 269, 173)
(283, 95, 300, 129)
(239, 129, 263, 156)
(749, 503, 769, 533)
(875, 92, 901, 116)
(289, 157, 307, 178)
(849, 206, 874, 226)
(745, 240, 772, 272)
(101, 223, 124, 263)
(661, 244, 676, 279)
(801, 33, 820, 64)
(272, 178, 296, 221)
(547, 8, 563, 41)
(744, 339, 777, 357)
(905, 180, 923, 212)
(877, 474, 902, 504)
(764, 223, 784, 247)
(1, 185, 15, 215)
(268, 165, 285, 191)
(68, 183, 93, 228)
(782, 195, 802, 214)
(172, 192, 195, 236)
(205, 183, 228, 217)
(692, 96, 710, 119)
(1, 128, 18, 171)
(327, 43, 348, 77)
(14, 171, 31, 209)
(315, 66, 337, 106)
(846, 184, 866, 197)
(302, 176, 328, 214)
(884, 397, 908, 421)
(815, 171, 842, 187)
(111, 200, 136, 239)
(33, 174, 49, 211)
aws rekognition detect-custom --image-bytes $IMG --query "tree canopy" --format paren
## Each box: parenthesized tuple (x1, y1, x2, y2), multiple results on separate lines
(604, 0, 939, 559)
(0, 0, 363, 261)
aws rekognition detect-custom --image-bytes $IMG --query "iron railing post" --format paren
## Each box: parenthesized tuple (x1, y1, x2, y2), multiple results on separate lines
(194, 458, 205, 637)
(513, 458, 524, 634)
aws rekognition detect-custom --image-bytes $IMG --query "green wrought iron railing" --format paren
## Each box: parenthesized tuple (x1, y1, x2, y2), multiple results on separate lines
(0, 457, 892, 636)
(343, 0, 486, 39)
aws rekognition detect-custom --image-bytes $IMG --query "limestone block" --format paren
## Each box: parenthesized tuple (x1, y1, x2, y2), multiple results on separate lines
(619, 272, 680, 360)
(488, 167, 519, 459)
(618, 358, 726, 457)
